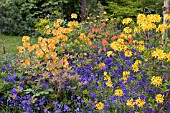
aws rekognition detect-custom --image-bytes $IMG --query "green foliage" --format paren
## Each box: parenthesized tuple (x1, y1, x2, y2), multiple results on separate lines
(105, 0, 164, 18)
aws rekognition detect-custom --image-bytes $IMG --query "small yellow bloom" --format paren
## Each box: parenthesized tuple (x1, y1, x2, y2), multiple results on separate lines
(151, 76, 162, 87)
(123, 27, 132, 34)
(155, 94, 164, 103)
(124, 50, 132, 57)
(95, 102, 104, 110)
(115, 89, 124, 97)
(135, 97, 145, 108)
(71, 13, 77, 19)
(132, 64, 139, 72)
(106, 80, 113, 87)
(126, 98, 134, 107)
(122, 18, 133, 24)
(106, 51, 115, 57)
(22, 36, 30, 42)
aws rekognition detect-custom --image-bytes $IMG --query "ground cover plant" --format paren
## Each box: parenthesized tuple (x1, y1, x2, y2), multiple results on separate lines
(0, 13, 170, 113)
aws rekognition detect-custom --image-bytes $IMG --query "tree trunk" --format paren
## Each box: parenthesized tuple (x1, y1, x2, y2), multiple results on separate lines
(81, 0, 87, 21)
(162, 0, 169, 47)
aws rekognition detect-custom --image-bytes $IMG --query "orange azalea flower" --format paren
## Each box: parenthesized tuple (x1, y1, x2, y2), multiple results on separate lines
(28, 46, 34, 52)
(54, 21, 60, 28)
(86, 40, 92, 46)
(63, 58, 69, 68)
(52, 29, 58, 35)
(23, 42, 30, 47)
(45, 54, 50, 59)
(58, 27, 64, 31)
(50, 52, 57, 59)
(32, 44, 39, 50)
(57, 19, 62, 23)
(22, 36, 30, 42)
(63, 28, 71, 34)
(61, 35, 68, 41)
(24, 58, 31, 66)
(46, 29, 51, 35)
(79, 33, 86, 40)
(38, 37, 43, 43)
(53, 37, 60, 44)
(102, 39, 109, 46)
(48, 43, 56, 50)
(36, 50, 44, 58)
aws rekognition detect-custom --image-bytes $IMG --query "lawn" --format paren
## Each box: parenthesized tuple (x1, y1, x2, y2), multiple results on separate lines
(0, 34, 37, 55)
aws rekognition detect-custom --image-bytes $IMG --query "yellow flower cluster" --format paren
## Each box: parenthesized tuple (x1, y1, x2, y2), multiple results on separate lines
(155, 94, 164, 103)
(164, 14, 170, 20)
(103, 72, 113, 87)
(132, 60, 142, 72)
(71, 13, 77, 19)
(122, 18, 133, 24)
(151, 76, 163, 87)
(114, 89, 124, 97)
(156, 24, 167, 33)
(110, 39, 127, 52)
(95, 102, 104, 110)
(126, 97, 145, 108)
(123, 27, 132, 34)
(137, 14, 160, 31)
(152, 48, 166, 60)
(121, 71, 130, 83)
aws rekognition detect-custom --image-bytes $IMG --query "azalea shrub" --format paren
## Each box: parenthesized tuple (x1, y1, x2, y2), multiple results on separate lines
(0, 13, 170, 113)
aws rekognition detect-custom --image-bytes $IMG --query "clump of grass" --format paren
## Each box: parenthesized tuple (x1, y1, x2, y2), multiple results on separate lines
(0, 34, 37, 55)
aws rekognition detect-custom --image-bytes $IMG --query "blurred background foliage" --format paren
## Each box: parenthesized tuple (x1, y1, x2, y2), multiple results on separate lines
(0, 0, 166, 36)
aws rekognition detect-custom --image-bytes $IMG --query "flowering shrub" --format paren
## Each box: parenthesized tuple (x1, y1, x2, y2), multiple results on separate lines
(0, 13, 170, 113)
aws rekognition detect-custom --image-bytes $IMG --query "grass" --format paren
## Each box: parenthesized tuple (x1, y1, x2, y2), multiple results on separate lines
(0, 34, 37, 55)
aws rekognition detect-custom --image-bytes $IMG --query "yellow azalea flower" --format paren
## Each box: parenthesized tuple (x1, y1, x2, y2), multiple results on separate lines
(123, 71, 130, 77)
(103, 72, 107, 76)
(122, 18, 133, 24)
(106, 51, 114, 57)
(106, 80, 113, 87)
(115, 89, 124, 97)
(151, 76, 162, 87)
(152, 48, 166, 60)
(38, 37, 43, 43)
(135, 97, 145, 108)
(135, 60, 142, 65)
(155, 94, 164, 103)
(50, 52, 57, 59)
(138, 45, 145, 52)
(22, 36, 30, 42)
(95, 102, 104, 110)
(156, 24, 167, 33)
(164, 14, 170, 20)
(46, 29, 51, 35)
(83, 90, 89, 95)
(57, 18, 62, 23)
(132, 64, 139, 72)
(124, 50, 132, 57)
(71, 13, 77, 19)
(123, 27, 132, 34)
(98, 62, 106, 69)
(45, 25, 50, 29)
(126, 98, 134, 107)
(166, 52, 170, 62)
(17, 46, 25, 53)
